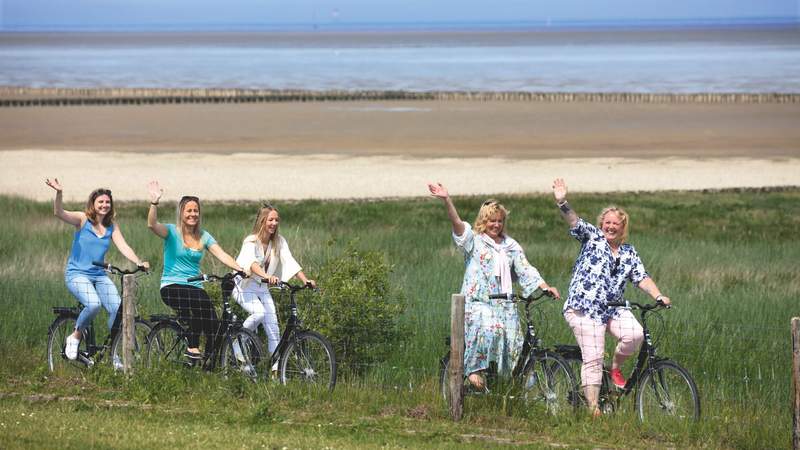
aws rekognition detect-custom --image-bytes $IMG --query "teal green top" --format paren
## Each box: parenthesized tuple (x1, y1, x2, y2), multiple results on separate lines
(160, 224, 217, 288)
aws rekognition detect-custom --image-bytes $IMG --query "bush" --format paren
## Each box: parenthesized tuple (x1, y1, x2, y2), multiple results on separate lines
(284, 245, 405, 375)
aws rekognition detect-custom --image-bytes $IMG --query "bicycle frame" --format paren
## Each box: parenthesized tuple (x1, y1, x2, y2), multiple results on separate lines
(267, 282, 314, 365)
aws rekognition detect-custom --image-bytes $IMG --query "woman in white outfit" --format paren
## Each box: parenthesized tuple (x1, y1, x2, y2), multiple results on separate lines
(233, 204, 316, 360)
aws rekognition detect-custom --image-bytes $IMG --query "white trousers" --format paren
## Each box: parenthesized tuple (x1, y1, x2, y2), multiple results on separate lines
(232, 283, 280, 355)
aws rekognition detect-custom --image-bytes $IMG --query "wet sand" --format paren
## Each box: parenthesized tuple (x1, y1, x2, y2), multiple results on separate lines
(1, 100, 798, 201)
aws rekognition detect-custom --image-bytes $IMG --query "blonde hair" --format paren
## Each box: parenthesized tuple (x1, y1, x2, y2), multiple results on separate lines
(473, 199, 509, 235)
(597, 206, 629, 244)
(176, 195, 201, 241)
(252, 204, 281, 263)
(84, 188, 115, 227)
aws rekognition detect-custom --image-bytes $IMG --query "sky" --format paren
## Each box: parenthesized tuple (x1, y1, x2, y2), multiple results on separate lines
(1, 0, 798, 30)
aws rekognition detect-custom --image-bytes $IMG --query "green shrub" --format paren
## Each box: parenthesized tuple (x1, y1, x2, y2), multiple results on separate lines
(286, 245, 405, 374)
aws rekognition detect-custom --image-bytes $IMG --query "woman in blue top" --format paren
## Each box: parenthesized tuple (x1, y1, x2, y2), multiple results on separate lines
(45, 178, 149, 361)
(552, 178, 671, 416)
(147, 180, 243, 359)
(429, 182, 560, 390)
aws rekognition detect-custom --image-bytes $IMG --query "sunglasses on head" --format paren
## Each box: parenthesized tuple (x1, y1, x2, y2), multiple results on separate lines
(261, 202, 275, 209)
(482, 200, 497, 207)
(94, 188, 112, 196)
(180, 195, 200, 203)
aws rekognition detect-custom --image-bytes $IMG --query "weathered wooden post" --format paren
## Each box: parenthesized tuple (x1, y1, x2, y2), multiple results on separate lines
(121, 274, 137, 374)
(793, 317, 800, 450)
(449, 293, 465, 421)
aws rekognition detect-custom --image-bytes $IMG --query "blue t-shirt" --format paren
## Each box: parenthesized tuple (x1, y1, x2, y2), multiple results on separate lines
(161, 224, 217, 288)
(65, 220, 114, 279)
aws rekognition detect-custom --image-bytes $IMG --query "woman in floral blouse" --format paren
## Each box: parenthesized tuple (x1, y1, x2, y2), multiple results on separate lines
(428, 182, 560, 390)
(552, 178, 671, 416)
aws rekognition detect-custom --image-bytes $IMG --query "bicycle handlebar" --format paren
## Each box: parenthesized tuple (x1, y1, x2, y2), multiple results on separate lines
(487, 288, 554, 303)
(607, 299, 671, 310)
(92, 260, 148, 275)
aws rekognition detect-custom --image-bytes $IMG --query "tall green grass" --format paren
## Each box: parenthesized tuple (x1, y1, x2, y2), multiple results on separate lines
(1, 189, 798, 448)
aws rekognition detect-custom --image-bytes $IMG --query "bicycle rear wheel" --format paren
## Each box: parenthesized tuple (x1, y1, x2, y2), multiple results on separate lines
(636, 360, 700, 423)
(219, 328, 265, 381)
(110, 319, 152, 370)
(522, 353, 578, 415)
(47, 315, 89, 374)
(146, 322, 189, 370)
(278, 331, 336, 391)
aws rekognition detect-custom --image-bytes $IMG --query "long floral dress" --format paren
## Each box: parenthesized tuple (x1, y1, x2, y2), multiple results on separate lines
(453, 221, 544, 377)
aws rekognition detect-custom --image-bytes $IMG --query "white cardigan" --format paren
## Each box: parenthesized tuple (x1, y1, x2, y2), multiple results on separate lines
(235, 234, 302, 289)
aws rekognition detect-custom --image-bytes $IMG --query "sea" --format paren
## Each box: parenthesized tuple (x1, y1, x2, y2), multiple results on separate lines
(1, 23, 799, 93)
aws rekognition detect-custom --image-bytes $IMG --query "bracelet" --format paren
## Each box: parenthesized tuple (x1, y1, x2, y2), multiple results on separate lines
(150, 202, 159, 206)
(557, 200, 571, 213)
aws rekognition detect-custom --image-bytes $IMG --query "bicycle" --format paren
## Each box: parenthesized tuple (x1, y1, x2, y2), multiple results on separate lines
(46, 262, 151, 374)
(439, 289, 578, 415)
(267, 281, 337, 391)
(554, 299, 701, 422)
(145, 272, 265, 381)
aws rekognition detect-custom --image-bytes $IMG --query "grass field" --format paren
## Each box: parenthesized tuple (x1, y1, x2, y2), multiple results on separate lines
(1, 188, 797, 448)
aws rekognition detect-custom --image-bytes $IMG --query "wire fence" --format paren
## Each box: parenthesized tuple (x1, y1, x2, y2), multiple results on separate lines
(35, 277, 792, 411)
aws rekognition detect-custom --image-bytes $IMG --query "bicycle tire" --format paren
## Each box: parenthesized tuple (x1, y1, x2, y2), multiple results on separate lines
(145, 322, 189, 370)
(636, 359, 700, 423)
(47, 315, 88, 374)
(522, 352, 578, 415)
(110, 319, 152, 370)
(278, 331, 337, 391)
(219, 328, 265, 381)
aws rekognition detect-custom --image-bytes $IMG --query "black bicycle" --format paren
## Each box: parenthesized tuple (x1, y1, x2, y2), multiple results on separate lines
(268, 281, 337, 391)
(46, 262, 151, 373)
(144, 272, 265, 381)
(439, 289, 577, 415)
(555, 299, 701, 422)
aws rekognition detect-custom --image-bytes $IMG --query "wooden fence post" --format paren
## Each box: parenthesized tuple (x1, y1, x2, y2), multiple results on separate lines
(449, 294, 465, 421)
(121, 274, 137, 374)
(793, 317, 800, 450)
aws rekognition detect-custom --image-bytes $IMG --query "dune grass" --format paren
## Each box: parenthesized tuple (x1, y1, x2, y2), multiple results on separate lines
(0, 188, 798, 448)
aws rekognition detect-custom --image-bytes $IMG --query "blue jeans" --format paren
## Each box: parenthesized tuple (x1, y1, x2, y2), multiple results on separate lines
(66, 274, 121, 332)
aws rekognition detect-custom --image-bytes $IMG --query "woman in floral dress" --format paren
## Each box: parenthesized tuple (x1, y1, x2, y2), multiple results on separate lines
(428, 182, 560, 390)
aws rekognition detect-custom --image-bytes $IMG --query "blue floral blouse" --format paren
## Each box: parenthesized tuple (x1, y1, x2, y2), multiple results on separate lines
(453, 221, 544, 376)
(564, 218, 649, 324)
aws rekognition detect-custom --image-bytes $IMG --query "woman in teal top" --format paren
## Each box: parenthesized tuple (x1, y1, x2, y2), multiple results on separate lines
(147, 180, 243, 358)
(45, 178, 148, 361)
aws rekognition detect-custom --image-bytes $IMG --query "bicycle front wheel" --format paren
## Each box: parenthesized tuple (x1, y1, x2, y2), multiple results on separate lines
(279, 331, 336, 391)
(219, 328, 265, 381)
(522, 353, 578, 415)
(110, 319, 152, 370)
(146, 322, 189, 370)
(636, 360, 700, 423)
(47, 315, 87, 374)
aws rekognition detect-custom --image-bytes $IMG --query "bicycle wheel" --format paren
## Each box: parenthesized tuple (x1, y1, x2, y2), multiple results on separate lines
(636, 360, 700, 423)
(47, 315, 88, 374)
(279, 331, 336, 391)
(110, 319, 153, 371)
(145, 322, 189, 370)
(522, 353, 578, 415)
(219, 328, 265, 381)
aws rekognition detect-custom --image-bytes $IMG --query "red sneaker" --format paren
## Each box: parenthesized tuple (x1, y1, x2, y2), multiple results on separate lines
(610, 368, 626, 389)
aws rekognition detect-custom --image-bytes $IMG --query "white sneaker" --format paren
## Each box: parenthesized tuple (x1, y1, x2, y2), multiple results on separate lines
(113, 355, 124, 371)
(65, 335, 80, 360)
(232, 341, 246, 363)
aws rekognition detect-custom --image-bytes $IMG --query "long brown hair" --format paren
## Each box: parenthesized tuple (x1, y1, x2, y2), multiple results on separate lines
(84, 188, 114, 227)
(176, 195, 202, 240)
(252, 204, 281, 263)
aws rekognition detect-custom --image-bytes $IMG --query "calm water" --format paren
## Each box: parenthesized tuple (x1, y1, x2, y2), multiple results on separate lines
(1, 28, 798, 93)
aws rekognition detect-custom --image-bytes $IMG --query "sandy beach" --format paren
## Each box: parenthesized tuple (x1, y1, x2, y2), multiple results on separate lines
(2, 100, 798, 201)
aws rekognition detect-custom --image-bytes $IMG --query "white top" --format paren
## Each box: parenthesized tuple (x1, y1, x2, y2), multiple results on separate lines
(235, 234, 302, 289)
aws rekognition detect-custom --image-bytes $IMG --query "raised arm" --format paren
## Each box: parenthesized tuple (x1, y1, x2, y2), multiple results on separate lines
(427, 182, 466, 236)
(111, 225, 149, 269)
(552, 178, 579, 228)
(45, 178, 84, 228)
(208, 243, 244, 272)
(147, 180, 168, 238)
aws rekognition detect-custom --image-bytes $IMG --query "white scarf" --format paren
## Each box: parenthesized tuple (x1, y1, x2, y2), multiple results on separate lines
(480, 233, 517, 294)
